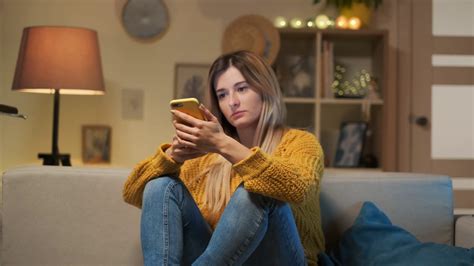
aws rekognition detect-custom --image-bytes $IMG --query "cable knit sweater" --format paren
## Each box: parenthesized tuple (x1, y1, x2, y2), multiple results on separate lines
(123, 129, 325, 265)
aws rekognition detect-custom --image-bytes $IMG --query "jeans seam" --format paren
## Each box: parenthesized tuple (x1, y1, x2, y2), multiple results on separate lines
(162, 180, 180, 266)
(229, 208, 266, 264)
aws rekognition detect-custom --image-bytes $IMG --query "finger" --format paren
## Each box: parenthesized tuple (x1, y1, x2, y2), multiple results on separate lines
(174, 120, 199, 135)
(171, 110, 200, 127)
(175, 130, 198, 146)
(199, 104, 219, 123)
(175, 135, 197, 148)
(173, 146, 202, 158)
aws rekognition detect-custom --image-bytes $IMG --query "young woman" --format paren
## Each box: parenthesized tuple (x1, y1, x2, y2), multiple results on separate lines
(123, 51, 325, 266)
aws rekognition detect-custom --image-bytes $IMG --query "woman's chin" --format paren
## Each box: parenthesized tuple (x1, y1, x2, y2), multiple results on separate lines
(232, 121, 258, 131)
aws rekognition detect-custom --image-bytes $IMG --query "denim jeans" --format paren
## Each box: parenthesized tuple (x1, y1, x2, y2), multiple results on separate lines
(141, 176, 306, 266)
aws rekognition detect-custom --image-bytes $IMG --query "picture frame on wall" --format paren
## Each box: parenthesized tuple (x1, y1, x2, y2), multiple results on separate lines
(82, 125, 111, 164)
(333, 122, 368, 167)
(174, 63, 210, 103)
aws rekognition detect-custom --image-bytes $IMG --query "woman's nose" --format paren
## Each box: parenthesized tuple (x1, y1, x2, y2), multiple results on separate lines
(228, 92, 240, 107)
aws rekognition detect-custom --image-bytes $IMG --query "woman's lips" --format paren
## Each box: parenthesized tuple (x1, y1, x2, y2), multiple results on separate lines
(231, 110, 245, 118)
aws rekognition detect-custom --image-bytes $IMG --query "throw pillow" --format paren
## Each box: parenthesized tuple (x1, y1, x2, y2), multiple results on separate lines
(319, 201, 474, 266)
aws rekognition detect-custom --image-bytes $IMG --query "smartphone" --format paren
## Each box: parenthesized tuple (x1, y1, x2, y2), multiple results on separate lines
(169, 98, 205, 120)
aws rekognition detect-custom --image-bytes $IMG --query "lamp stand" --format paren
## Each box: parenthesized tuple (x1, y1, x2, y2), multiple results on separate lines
(38, 89, 71, 166)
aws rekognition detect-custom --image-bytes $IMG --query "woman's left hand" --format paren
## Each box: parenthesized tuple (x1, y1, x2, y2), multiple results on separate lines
(171, 104, 227, 154)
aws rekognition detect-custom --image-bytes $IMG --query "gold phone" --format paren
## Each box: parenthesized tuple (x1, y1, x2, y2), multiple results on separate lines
(170, 98, 205, 120)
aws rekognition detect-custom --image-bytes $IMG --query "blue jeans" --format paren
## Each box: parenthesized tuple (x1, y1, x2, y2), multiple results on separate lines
(141, 176, 306, 266)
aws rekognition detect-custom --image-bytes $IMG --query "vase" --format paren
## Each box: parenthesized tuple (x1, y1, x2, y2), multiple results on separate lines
(340, 3, 373, 27)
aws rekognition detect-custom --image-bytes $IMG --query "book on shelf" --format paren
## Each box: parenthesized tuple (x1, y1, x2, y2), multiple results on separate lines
(321, 40, 334, 99)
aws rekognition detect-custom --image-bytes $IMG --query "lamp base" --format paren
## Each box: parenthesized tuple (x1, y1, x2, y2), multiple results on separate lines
(38, 153, 71, 166)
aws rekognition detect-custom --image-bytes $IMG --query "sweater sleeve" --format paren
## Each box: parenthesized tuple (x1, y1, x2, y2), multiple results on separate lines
(232, 131, 324, 204)
(122, 143, 182, 208)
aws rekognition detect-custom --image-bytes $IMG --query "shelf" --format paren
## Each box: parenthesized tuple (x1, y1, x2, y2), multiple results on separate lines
(283, 97, 384, 105)
(319, 98, 384, 105)
(283, 97, 316, 103)
(325, 167, 383, 173)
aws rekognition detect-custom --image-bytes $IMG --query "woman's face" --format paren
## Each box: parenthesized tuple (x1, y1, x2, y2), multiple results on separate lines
(215, 66, 263, 131)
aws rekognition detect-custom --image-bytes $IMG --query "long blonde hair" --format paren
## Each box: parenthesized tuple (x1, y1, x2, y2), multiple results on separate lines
(202, 51, 287, 221)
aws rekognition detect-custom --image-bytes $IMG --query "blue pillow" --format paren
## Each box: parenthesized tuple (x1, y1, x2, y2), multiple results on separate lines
(319, 201, 474, 266)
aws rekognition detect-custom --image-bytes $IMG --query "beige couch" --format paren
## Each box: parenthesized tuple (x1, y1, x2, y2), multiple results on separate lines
(1, 166, 472, 265)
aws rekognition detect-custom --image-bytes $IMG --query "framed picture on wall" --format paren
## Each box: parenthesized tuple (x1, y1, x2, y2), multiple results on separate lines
(174, 63, 210, 103)
(333, 122, 368, 167)
(82, 125, 112, 164)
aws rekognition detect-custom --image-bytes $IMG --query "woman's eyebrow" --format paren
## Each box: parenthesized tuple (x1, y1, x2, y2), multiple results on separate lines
(216, 81, 247, 92)
(233, 81, 248, 87)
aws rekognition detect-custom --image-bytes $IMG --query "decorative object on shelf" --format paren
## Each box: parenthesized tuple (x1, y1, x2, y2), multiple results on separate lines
(312, 0, 383, 27)
(289, 18, 305, 29)
(306, 19, 316, 28)
(276, 55, 315, 97)
(274, 16, 288, 28)
(315, 14, 331, 29)
(222, 15, 280, 65)
(332, 65, 373, 98)
(361, 153, 379, 168)
(366, 78, 381, 100)
(12, 26, 105, 166)
(174, 63, 210, 104)
(335, 15, 349, 29)
(0, 104, 27, 119)
(347, 16, 362, 30)
(334, 121, 368, 167)
(82, 125, 112, 164)
(119, 0, 169, 41)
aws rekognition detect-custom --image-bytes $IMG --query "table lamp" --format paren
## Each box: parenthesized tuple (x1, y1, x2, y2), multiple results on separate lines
(12, 26, 105, 166)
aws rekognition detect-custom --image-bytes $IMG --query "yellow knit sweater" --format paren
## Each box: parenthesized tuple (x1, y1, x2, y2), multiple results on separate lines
(123, 129, 325, 265)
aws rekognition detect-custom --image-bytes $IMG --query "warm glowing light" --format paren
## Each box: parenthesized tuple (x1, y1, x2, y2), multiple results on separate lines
(335, 16, 348, 29)
(274, 16, 288, 28)
(315, 14, 330, 29)
(327, 19, 335, 28)
(348, 17, 362, 30)
(290, 18, 304, 29)
(307, 20, 315, 28)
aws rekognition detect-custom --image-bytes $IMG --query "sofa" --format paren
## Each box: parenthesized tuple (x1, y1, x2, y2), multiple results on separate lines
(1, 166, 473, 265)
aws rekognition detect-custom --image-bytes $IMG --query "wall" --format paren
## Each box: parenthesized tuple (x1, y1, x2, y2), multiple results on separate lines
(2, 0, 351, 172)
(0, 0, 4, 173)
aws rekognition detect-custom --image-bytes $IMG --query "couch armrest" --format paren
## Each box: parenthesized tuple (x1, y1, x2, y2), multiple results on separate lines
(2, 166, 142, 265)
(455, 215, 474, 248)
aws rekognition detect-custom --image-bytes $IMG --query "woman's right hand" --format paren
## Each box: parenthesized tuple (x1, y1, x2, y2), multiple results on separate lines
(165, 135, 205, 163)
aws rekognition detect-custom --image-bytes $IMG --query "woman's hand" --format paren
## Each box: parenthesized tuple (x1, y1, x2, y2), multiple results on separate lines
(166, 135, 205, 164)
(171, 104, 227, 154)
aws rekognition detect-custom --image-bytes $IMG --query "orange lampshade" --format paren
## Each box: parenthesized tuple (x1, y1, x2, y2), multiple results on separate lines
(12, 26, 105, 95)
(11, 26, 105, 166)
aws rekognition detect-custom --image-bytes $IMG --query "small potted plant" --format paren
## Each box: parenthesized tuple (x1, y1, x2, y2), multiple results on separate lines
(313, 0, 383, 26)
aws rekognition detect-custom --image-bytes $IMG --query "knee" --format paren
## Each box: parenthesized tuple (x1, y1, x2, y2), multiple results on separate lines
(143, 176, 180, 203)
(232, 185, 276, 209)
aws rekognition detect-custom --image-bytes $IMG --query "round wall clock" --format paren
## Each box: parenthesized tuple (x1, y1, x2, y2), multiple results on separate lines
(120, 0, 170, 40)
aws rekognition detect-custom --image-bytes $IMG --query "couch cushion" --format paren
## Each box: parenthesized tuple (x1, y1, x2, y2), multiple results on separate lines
(1, 166, 142, 265)
(320, 171, 454, 249)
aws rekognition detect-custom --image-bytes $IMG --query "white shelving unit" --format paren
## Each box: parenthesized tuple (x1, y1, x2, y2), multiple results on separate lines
(275, 28, 389, 169)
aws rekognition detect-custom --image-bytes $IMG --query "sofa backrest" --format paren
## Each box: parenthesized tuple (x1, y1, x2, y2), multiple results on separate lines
(1, 166, 454, 265)
(320, 171, 454, 249)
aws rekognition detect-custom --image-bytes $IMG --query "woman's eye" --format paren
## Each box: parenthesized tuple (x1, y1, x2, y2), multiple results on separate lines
(217, 93, 227, 100)
(237, 86, 248, 92)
